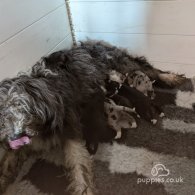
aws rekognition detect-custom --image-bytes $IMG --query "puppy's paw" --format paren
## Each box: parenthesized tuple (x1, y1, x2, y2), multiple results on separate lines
(131, 122, 137, 128)
(151, 119, 157, 125)
(159, 112, 165, 118)
(114, 131, 122, 139)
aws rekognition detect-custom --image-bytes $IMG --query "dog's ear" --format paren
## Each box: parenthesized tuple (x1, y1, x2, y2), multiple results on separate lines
(23, 78, 64, 128)
(45, 51, 72, 65)
(45, 51, 63, 63)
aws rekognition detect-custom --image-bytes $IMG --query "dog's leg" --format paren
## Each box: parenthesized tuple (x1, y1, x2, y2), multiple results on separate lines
(145, 69, 186, 88)
(158, 72, 186, 87)
(64, 139, 94, 195)
(0, 149, 28, 193)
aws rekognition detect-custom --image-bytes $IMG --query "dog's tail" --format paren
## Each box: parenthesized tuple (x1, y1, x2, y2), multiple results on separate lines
(134, 57, 187, 89)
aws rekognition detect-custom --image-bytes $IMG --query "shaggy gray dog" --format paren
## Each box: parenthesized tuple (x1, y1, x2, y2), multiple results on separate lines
(0, 41, 185, 195)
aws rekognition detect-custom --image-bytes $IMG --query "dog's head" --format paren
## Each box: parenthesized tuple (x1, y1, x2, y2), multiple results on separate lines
(0, 79, 32, 149)
(0, 75, 64, 150)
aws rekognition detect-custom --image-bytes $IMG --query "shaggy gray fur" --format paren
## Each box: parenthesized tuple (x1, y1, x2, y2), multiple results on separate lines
(0, 41, 188, 195)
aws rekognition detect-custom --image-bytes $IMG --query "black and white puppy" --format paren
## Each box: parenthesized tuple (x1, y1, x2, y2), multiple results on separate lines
(105, 80, 161, 124)
(104, 98, 137, 139)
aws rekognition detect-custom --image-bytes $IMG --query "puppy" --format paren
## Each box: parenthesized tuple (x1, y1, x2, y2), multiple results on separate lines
(127, 71, 155, 99)
(81, 89, 116, 155)
(104, 98, 137, 139)
(108, 70, 127, 84)
(105, 80, 161, 124)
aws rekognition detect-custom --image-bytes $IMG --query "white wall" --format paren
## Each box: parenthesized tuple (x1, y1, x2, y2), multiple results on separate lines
(70, 0, 195, 77)
(0, 0, 73, 80)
